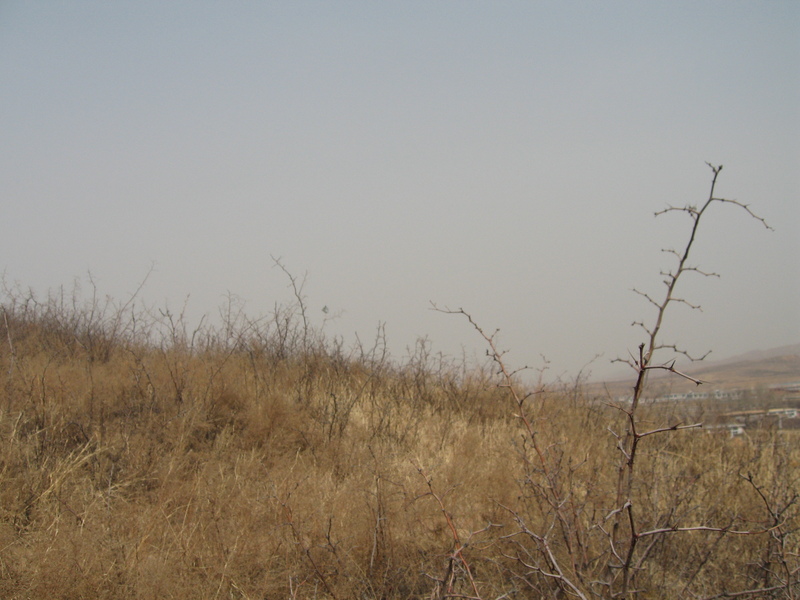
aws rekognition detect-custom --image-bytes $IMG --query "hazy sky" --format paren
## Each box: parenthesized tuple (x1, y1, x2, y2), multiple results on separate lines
(1, 2, 798, 381)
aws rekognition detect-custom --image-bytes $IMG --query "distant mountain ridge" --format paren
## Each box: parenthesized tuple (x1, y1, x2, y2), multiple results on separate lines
(590, 343, 800, 397)
(707, 343, 800, 367)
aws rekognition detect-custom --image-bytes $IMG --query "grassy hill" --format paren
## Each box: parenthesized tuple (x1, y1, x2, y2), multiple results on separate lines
(0, 290, 797, 599)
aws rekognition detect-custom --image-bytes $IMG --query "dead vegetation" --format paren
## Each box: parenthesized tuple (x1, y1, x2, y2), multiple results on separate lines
(0, 165, 796, 599)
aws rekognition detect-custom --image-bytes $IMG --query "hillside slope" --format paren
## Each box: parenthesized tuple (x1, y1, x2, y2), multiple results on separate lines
(592, 344, 800, 398)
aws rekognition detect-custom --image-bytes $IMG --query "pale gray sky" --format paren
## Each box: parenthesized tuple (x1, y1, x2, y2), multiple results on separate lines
(1, 2, 798, 381)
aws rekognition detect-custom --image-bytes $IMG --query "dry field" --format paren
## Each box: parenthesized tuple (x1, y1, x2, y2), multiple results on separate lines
(0, 287, 797, 600)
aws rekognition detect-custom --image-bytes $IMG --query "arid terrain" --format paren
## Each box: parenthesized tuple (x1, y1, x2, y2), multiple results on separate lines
(590, 344, 800, 400)
(0, 288, 797, 599)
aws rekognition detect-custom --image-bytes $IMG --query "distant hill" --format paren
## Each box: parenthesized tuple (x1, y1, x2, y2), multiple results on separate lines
(589, 344, 800, 399)
(708, 344, 800, 367)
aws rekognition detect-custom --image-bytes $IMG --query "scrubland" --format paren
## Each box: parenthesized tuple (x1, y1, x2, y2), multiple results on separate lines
(0, 284, 796, 600)
(1, 167, 796, 599)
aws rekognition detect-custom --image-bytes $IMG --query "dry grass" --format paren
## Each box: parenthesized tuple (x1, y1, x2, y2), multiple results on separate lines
(0, 286, 797, 600)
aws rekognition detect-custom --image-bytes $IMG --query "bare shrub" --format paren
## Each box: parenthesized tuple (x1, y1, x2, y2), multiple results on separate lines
(433, 164, 793, 599)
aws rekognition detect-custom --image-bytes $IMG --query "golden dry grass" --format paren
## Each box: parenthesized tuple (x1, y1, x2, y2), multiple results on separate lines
(0, 291, 797, 599)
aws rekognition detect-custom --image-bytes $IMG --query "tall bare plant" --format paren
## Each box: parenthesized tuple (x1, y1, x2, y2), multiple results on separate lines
(607, 163, 773, 598)
(437, 163, 783, 599)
